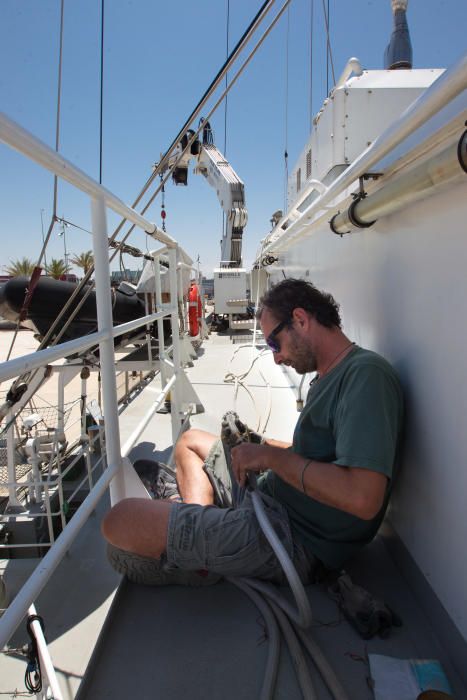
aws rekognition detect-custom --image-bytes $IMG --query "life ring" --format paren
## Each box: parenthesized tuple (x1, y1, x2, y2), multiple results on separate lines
(188, 282, 201, 336)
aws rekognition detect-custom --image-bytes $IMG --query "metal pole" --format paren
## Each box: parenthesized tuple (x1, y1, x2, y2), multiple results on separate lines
(144, 294, 152, 369)
(90, 196, 123, 504)
(0, 111, 177, 245)
(154, 255, 168, 389)
(6, 416, 21, 506)
(168, 247, 183, 443)
(0, 459, 118, 648)
(121, 374, 177, 457)
(28, 604, 64, 700)
(40, 208, 48, 268)
(330, 138, 465, 233)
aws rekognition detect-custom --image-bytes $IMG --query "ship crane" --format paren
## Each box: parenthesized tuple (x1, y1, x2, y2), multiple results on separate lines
(162, 121, 252, 330)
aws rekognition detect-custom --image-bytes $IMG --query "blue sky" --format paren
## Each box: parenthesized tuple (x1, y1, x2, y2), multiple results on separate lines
(1, 0, 466, 277)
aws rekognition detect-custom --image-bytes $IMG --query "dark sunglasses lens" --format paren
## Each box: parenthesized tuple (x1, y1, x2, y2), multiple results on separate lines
(267, 337, 280, 353)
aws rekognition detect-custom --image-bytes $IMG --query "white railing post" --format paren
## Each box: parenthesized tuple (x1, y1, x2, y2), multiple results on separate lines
(154, 255, 168, 390)
(90, 196, 123, 505)
(168, 247, 183, 444)
(27, 604, 64, 700)
(6, 416, 21, 506)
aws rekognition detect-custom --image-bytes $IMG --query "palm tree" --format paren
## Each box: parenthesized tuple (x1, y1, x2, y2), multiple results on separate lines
(4, 257, 36, 277)
(46, 258, 70, 280)
(70, 250, 94, 275)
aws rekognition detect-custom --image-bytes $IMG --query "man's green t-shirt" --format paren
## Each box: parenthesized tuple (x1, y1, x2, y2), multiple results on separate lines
(258, 346, 404, 569)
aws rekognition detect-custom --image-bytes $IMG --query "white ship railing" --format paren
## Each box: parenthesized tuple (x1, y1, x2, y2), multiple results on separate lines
(264, 51, 467, 253)
(0, 110, 195, 693)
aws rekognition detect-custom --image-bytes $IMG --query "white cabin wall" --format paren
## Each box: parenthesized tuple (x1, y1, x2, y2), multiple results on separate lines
(271, 178, 467, 641)
(287, 70, 444, 208)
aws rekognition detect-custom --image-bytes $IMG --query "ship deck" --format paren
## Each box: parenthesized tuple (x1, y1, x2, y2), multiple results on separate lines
(1, 329, 466, 699)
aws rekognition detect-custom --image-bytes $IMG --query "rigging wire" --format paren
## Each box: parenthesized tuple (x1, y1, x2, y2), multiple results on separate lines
(322, 0, 336, 93)
(222, 0, 230, 243)
(22, 0, 283, 361)
(4, 0, 65, 364)
(283, 7, 290, 213)
(6, 1, 292, 405)
(223, 0, 230, 157)
(99, 0, 105, 184)
(309, 0, 314, 125)
(124, 0, 294, 231)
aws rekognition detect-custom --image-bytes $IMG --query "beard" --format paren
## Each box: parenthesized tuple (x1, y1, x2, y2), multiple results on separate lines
(287, 330, 317, 374)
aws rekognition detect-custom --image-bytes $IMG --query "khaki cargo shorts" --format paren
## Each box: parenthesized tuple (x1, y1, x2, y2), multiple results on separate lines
(166, 439, 315, 584)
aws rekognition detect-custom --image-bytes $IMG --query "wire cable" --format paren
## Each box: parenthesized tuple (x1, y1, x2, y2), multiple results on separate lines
(322, 0, 336, 92)
(99, 0, 105, 185)
(309, 0, 314, 124)
(284, 7, 290, 212)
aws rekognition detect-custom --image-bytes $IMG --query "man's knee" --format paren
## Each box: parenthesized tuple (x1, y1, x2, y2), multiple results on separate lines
(175, 428, 217, 462)
(101, 497, 171, 559)
(101, 498, 131, 544)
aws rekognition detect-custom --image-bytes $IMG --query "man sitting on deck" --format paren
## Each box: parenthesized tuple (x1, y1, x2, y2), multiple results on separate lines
(102, 279, 404, 586)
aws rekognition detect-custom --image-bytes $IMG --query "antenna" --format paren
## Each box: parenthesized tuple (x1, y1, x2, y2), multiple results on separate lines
(384, 0, 412, 70)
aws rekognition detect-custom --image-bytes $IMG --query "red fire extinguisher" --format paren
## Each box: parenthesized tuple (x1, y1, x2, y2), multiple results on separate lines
(188, 282, 201, 336)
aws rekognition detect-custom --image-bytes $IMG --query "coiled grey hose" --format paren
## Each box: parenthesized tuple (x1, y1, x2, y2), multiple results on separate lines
(246, 479, 351, 700)
(229, 578, 280, 700)
(250, 488, 312, 628)
(222, 416, 349, 697)
(267, 598, 317, 700)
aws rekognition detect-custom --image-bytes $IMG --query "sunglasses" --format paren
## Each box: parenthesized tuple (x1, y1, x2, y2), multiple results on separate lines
(266, 319, 291, 353)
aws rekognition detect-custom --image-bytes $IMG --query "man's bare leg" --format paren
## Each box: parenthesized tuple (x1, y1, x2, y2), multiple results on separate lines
(102, 498, 171, 559)
(174, 429, 217, 505)
(102, 428, 217, 557)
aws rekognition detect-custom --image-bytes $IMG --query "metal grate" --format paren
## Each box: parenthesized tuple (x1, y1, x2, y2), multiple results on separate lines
(306, 149, 312, 179)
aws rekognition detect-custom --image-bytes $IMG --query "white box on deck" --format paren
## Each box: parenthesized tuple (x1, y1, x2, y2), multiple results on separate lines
(288, 68, 444, 205)
(213, 268, 249, 315)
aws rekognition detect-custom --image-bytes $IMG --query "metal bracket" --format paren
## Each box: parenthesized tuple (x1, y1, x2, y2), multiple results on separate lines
(458, 124, 467, 174)
(164, 363, 204, 415)
(329, 212, 350, 236)
(352, 172, 384, 201)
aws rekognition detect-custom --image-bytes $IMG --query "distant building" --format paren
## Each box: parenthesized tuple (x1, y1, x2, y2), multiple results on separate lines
(201, 277, 214, 299)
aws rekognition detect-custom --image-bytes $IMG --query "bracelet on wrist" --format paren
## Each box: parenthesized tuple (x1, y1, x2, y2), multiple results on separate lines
(301, 459, 312, 495)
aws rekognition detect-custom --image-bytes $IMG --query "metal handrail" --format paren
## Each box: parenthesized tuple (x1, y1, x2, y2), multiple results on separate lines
(0, 308, 169, 384)
(0, 112, 175, 249)
(0, 109, 189, 660)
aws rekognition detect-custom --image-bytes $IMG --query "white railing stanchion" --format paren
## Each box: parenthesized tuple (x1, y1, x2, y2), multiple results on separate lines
(121, 374, 177, 458)
(168, 247, 183, 444)
(6, 416, 21, 506)
(27, 604, 64, 700)
(90, 196, 123, 505)
(154, 255, 168, 393)
(0, 460, 119, 647)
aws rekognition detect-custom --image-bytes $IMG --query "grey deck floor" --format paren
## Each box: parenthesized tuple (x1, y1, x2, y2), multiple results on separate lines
(2, 330, 466, 699)
(77, 537, 466, 700)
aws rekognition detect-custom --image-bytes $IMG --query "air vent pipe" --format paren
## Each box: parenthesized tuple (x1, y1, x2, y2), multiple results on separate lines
(385, 0, 412, 70)
(330, 133, 466, 235)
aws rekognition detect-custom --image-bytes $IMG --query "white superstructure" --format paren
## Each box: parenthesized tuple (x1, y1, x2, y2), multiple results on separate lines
(259, 54, 467, 645)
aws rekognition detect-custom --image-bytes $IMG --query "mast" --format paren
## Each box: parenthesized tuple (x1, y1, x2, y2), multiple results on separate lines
(384, 0, 413, 70)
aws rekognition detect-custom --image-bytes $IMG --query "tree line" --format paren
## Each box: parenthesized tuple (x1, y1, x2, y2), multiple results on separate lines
(3, 251, 94, 279)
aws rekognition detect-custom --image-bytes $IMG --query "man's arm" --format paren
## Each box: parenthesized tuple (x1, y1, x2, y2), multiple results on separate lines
(230, 442, 387, 521)
(263, 437, 292, 450)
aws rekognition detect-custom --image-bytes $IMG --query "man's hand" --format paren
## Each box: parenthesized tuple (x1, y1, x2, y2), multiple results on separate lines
(231, 443, 269, 487)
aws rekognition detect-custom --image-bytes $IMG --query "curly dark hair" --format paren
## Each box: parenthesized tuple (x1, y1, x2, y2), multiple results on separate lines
(257, 278, 341, 329)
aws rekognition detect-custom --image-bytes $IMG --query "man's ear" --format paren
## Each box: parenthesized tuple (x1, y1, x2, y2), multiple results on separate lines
(292, 307, 310, 328)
